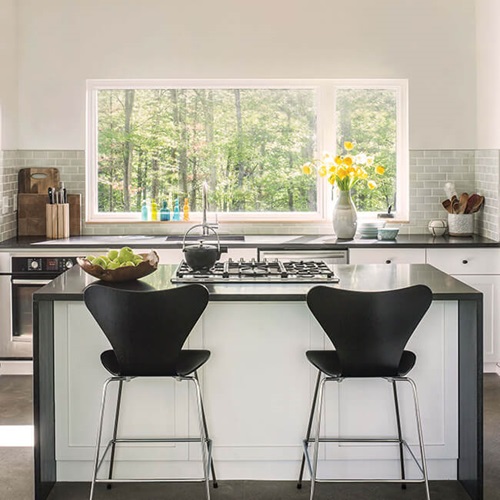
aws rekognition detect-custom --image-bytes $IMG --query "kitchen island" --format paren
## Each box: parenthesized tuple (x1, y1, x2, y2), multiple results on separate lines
(33, 264, 483, 500)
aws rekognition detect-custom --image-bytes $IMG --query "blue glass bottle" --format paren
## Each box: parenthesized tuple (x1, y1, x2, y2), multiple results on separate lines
(172, 198, 180, 221)
(141, 200, 148, 221)
(160, 201, 170, 221)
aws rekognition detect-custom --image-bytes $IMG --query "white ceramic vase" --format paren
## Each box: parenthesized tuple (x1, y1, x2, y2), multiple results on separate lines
(333, 190, 357, 239)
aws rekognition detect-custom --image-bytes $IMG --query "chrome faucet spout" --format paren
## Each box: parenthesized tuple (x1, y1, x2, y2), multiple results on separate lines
(202, 182, 209, 235)
(201, 182, 219, 235)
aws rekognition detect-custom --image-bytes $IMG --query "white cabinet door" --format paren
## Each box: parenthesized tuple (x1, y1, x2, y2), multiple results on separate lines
(426, 248, 500, 275)
(153, 249, 184, 263)
(154, 248, 257, 264)
(349, 248, 426, 265)
(427, 248, 500, 371)
(221, 247, 257, 261)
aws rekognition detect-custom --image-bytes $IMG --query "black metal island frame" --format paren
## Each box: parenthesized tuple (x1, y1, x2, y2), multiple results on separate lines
(33, 263, 483, 500)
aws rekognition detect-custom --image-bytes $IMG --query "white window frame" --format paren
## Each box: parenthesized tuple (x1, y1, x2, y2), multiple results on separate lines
(86, 79, 408, 223)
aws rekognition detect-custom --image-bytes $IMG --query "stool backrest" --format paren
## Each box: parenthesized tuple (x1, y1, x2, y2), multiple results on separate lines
(83, 284, 209, 376)
(306, 285, 432, 377)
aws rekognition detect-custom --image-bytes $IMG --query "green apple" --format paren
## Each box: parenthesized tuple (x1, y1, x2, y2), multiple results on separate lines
(107, 249, 119, 261)
(91, 257, 107, 269)
(86, 255, 96, 262)
(118, 246, 134, 263)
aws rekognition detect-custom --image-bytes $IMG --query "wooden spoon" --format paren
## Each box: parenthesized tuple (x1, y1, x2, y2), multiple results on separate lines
(442, 199, 453, 214)
(451, 196, 460, 214)
(457, 192, 469, 214)
(465, 194, 479, 214)
(470, 195, 485, 213)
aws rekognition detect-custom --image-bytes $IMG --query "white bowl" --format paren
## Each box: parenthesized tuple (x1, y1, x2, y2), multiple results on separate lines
(377, 227, 400, 241)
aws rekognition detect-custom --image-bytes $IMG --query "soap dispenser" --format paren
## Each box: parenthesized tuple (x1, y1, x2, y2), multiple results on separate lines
(160, 201, 170, 221)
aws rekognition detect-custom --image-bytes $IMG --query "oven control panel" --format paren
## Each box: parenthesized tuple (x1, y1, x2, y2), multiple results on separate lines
(12, 257, 77, 273)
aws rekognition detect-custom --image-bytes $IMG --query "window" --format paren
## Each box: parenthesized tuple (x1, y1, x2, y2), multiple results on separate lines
(86, 79, 408, 222)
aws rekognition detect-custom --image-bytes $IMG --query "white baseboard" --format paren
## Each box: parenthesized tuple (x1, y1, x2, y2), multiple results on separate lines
(0, 361, 33, 375)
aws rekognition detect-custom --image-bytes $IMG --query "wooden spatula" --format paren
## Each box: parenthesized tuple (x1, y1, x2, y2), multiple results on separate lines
(442, 199, 453, 213)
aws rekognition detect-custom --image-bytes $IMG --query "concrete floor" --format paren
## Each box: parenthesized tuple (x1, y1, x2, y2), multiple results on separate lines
(1, 374, 500, 499)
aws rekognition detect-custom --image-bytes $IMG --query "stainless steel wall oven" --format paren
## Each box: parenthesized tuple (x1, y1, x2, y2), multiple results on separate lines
(0, 255, 77, 360)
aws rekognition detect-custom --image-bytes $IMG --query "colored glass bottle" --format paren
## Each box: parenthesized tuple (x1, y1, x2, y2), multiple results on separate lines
(151, 199, 158, 221)
(160, 201, 170, 221)
(183, 198, 189, 221)
(172, 198, 180, 221)
(141, 200, 148, 221)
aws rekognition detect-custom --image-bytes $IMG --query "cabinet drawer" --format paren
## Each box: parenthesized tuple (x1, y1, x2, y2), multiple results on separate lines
(349, 248, 426, 265)
(427, 248, 500, 275)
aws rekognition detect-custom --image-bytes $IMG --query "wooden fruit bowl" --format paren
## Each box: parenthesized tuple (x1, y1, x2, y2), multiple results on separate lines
(77, 250, 159, 282)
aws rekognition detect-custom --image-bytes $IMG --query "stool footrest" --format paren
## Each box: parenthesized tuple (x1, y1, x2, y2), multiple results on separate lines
(95, 478, 208, 484)
(302, 436, 425, 481)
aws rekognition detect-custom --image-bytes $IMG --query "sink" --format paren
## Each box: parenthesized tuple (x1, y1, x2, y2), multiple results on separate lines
(165, 235, 245, 242)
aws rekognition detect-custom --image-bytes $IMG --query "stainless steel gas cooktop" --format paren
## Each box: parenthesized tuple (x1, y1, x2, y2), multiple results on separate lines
(171, 259, 340, 283)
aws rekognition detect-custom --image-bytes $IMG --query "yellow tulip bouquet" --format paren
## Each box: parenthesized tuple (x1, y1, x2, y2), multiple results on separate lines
(301, 141, 385, 191)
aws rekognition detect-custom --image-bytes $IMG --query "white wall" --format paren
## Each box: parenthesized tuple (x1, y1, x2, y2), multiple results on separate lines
(15, 0, 476, 150)
(0, 0, 18, 150)
(476, 0, 500, 149)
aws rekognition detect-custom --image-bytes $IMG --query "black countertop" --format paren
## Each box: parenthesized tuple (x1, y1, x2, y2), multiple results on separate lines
(33, 263, 481, 302)
(1, 233, 499, 251)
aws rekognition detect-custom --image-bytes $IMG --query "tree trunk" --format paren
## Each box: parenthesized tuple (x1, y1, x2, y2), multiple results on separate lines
(234, 89, 244, 187)
(171, 89, 189, 198)
(205, 90, 217, 211)
(123, 89, 135, 211)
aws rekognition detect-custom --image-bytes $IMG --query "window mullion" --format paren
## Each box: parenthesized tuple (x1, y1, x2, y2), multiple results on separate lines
(317, 84, 336, 220)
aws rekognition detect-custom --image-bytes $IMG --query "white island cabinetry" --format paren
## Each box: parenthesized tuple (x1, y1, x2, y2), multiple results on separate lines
(426, 248, 500, 372)
(53, 298, 459, 482)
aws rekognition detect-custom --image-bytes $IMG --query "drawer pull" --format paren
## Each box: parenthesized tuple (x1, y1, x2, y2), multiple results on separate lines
(462, 260, 468, 264)
(385, 259, 392, 264)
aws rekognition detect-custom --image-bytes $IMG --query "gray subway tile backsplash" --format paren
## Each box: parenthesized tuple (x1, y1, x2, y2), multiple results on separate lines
(0, 149, 499, 242)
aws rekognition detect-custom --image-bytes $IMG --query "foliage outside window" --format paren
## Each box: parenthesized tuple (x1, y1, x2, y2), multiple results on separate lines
(87, 80, 408, 222)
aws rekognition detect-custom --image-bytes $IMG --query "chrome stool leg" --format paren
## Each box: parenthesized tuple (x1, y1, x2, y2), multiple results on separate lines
(106, 378, 124, 490)
(89, 377, 115, 500)
(406, 377, 431, 500)
(391, 379, 407, 490)
(194, 372, 218, 488)
(310, 377, 327, 500)
(192, 375, 211, 500)
(297, 370, 322, 489)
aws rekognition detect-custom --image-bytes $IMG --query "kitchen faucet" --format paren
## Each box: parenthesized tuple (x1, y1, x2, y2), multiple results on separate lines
(202, 181, 218, 236)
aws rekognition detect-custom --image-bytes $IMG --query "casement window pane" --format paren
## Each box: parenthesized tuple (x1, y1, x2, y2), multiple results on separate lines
(336, 88, 398, 213)
(97, 88, 317, 214)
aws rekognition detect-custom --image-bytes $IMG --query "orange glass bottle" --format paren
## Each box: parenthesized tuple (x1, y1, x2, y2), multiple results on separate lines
(183, 198, 189, 221)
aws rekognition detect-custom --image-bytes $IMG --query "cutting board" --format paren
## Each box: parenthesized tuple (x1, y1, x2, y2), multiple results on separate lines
(18, 168, 60, 194)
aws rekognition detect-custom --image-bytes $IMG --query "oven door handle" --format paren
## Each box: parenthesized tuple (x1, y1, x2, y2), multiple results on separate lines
(12, 279, 52, 285)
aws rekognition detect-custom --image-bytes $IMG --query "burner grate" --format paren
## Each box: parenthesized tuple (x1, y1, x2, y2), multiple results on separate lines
(172, 258, 339, 283)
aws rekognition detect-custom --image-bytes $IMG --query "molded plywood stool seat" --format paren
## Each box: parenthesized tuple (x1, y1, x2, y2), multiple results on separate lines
(83, 283, 217, 500)
(297, 285, 432, 500)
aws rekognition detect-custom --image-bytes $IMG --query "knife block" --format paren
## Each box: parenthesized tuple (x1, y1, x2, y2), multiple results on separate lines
(17, 194, 82, 236)
(46, 204, 70, 239)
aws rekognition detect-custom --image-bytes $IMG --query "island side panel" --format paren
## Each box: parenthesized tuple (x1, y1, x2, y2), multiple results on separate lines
(458, 298, 484, 500)
(33, 300, 56, 500)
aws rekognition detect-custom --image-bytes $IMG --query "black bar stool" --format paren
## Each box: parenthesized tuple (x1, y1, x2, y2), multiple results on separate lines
(83, 283, 217, 500)
(297, 285, 433, 500)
